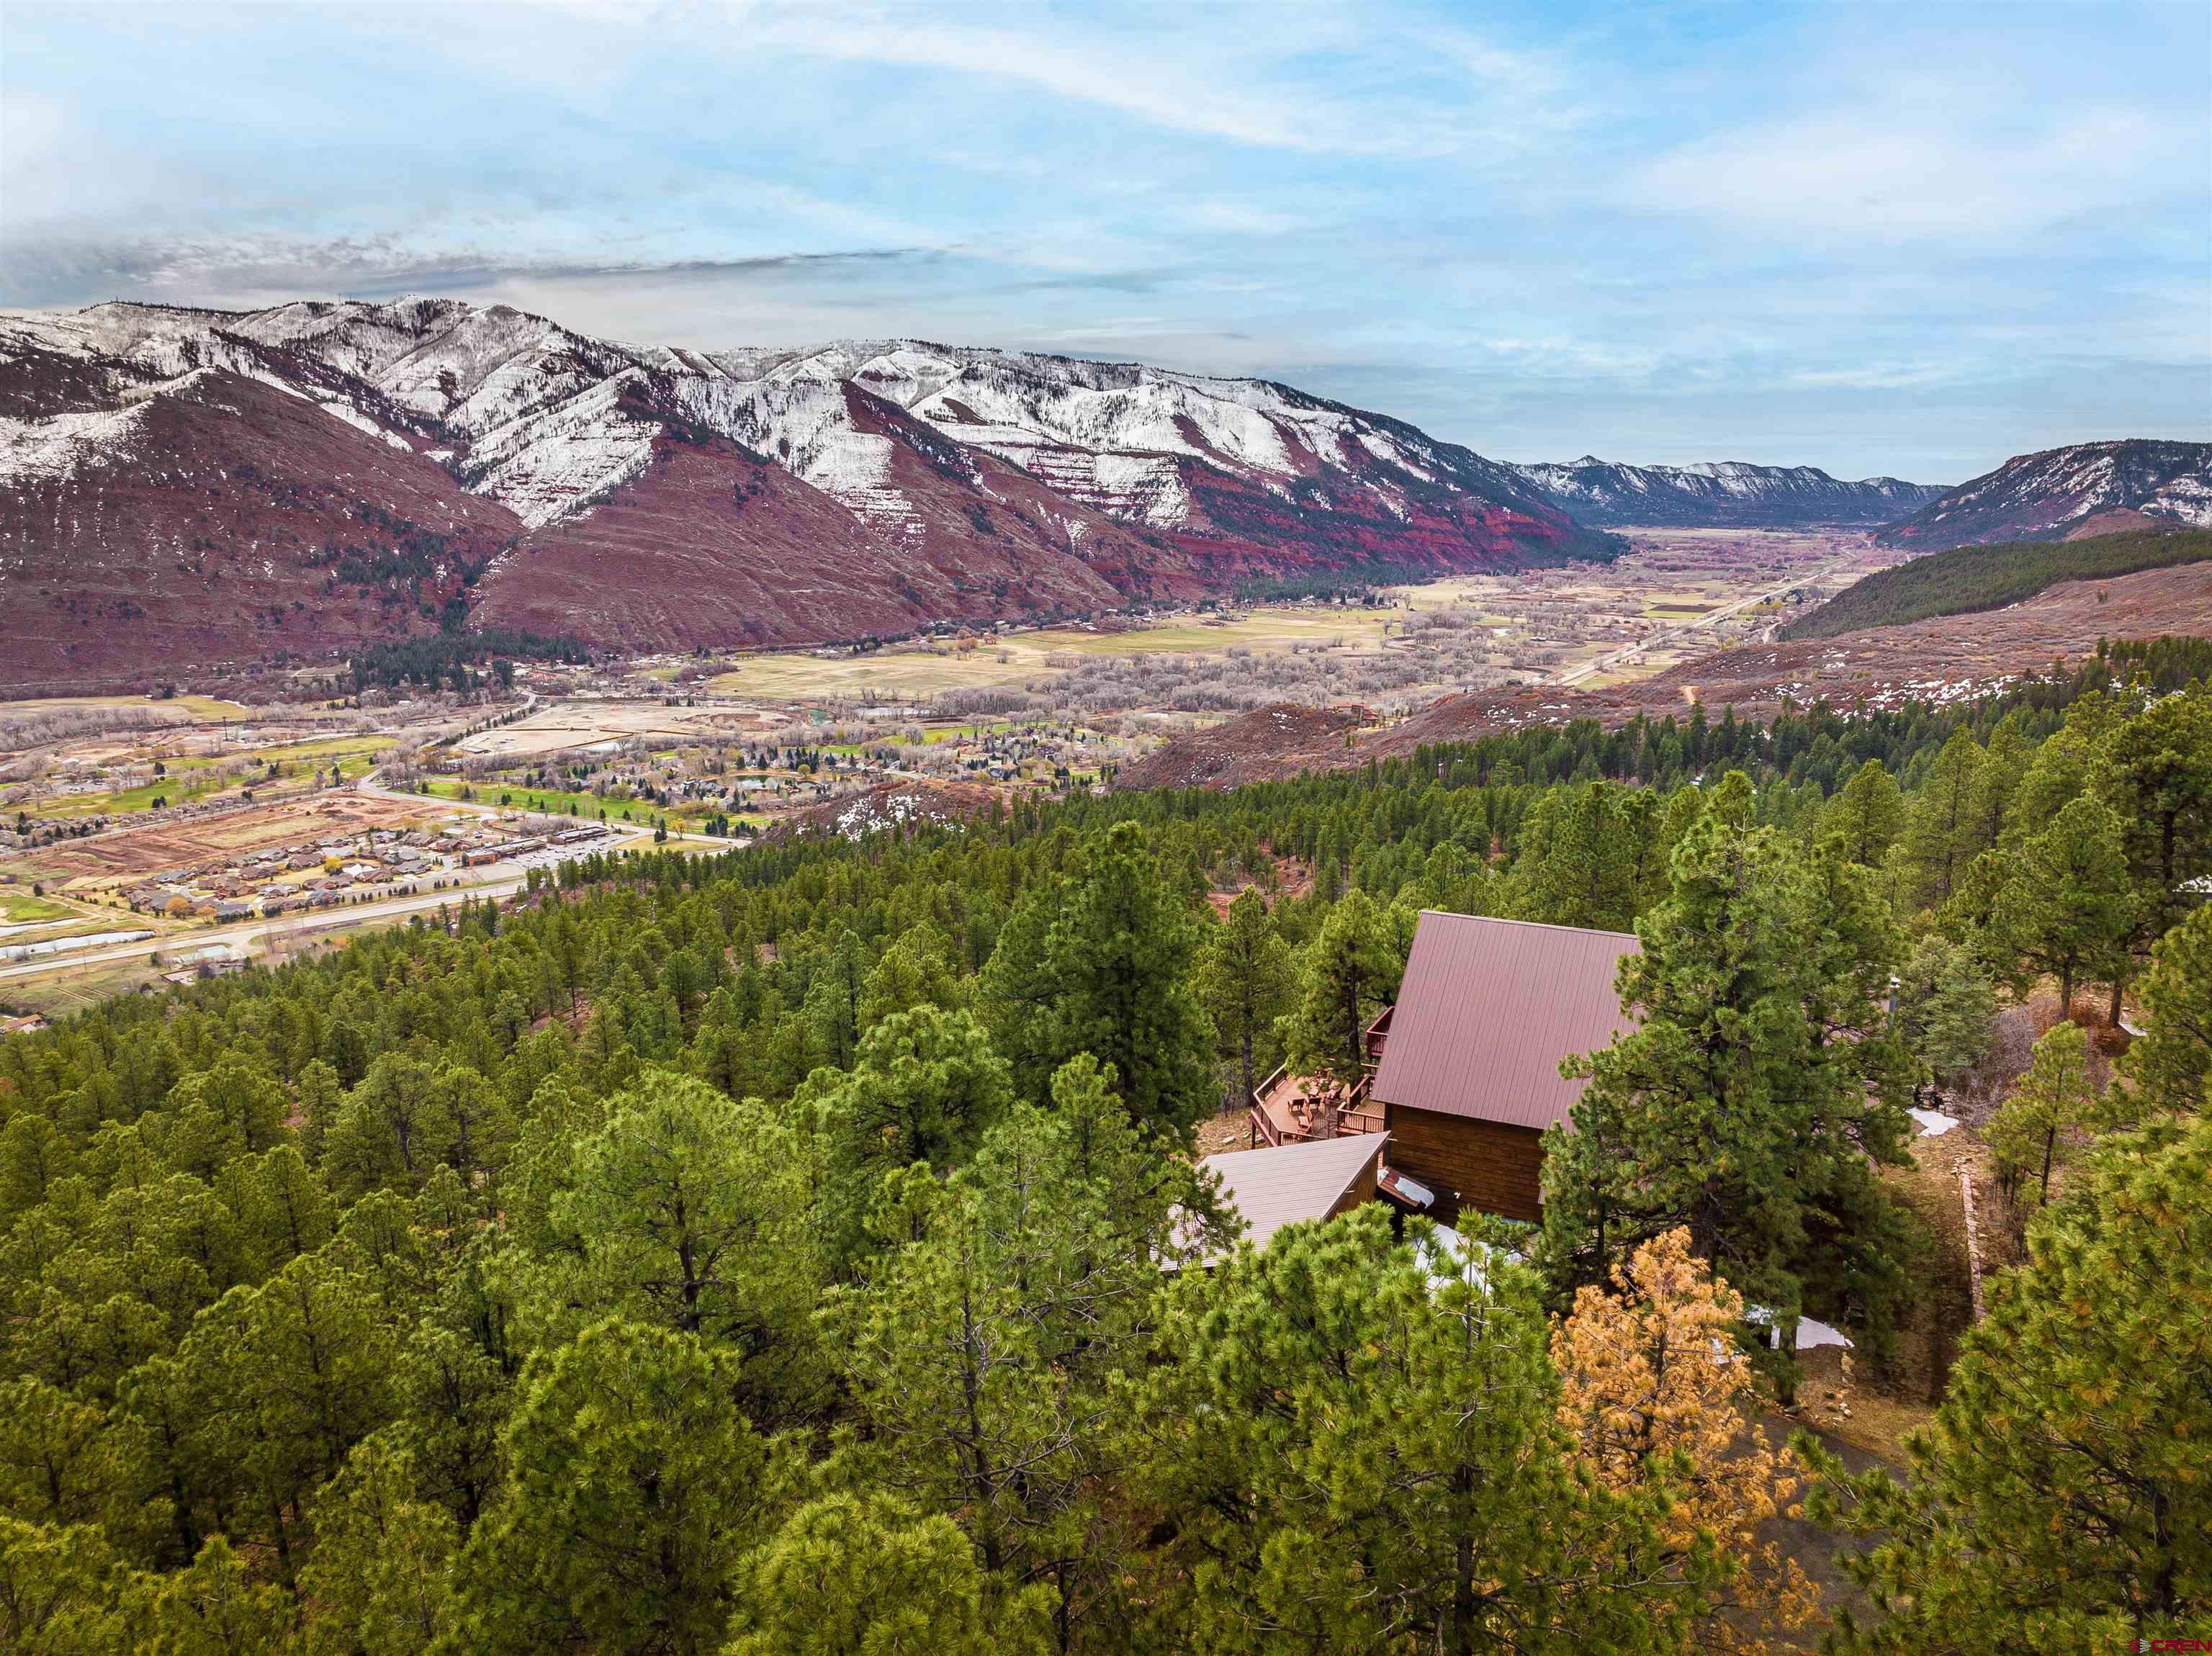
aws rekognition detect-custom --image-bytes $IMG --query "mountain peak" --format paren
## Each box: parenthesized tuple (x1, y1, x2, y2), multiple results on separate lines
(1509, 454, 1946, 528)
(1879, 439, 2212, 549)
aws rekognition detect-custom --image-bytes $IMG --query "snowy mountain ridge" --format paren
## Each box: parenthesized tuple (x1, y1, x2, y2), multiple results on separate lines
(0, 298, 1563, 539)
(1507, 455, 1947, 528)
(1877, 439, 2212, 549)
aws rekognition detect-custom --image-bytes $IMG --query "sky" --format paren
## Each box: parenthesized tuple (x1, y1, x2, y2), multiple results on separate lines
(3, 1, 2208, 482)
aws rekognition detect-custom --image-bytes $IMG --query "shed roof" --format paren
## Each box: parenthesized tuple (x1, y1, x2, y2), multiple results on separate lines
(1197, 1132, 1389, 1254)
(1370, 912, 1639, 1133)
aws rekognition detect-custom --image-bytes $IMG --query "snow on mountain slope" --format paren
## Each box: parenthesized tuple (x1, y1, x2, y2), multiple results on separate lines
(0, 294, 1621, 682)
(1509, 456, 1946, 528)
(0, 361, 523, 691)
(1877, 440, 2212, 549)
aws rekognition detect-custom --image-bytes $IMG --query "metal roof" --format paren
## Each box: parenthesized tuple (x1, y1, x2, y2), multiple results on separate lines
(1370, 912, 1640, 1132)
(1197, 1132, 1390, 1253)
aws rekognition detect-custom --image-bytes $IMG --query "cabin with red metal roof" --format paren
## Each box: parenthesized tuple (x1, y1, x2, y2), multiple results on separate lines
(1368, 912, 1640, 1224)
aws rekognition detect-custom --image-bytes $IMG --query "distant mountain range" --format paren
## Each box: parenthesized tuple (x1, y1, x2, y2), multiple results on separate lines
(1877, 438, 2212, 550)
(0, 297, 1613, 687)
(1, 294, 2203, 690)
(1507, 456, 1946, 528)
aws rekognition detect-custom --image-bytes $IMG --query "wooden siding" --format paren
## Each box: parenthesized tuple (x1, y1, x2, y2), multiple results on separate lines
(1384, 1103, 1546, 1225)
(1328, 1153, 1380, 1220)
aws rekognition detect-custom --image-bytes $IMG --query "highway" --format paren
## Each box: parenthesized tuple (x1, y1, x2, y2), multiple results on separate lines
(1550, 552, 1863, 688)
(0, 822, 737, 988)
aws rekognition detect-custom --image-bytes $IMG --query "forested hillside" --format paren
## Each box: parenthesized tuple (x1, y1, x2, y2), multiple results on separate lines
(2, 660, 2208, 1652)
(1784, 526, 2212, 639)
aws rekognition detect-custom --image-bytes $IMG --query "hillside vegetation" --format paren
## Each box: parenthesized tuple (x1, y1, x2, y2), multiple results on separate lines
(1784, 526, 2212, 640)
(1, 668, 2208, 1652)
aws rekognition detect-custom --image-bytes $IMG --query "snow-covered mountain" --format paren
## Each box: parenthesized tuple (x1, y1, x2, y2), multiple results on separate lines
(0, 296, 1618, 685)
(1508, 456, 1946, 528)
(1876, 440, 2212, 549)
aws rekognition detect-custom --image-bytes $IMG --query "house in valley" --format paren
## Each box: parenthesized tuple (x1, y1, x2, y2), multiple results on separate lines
(1368, 912, 1640, 1225)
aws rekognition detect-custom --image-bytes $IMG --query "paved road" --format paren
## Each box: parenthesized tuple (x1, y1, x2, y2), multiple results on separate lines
(0, 827, 736, 987)
(1550, 554, 1863, 689)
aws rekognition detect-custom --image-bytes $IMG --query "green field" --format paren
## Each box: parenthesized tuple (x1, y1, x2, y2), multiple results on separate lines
(416, 777, 697, 827)
(25, 735, 397, 821)
(0, 888, 77, 925)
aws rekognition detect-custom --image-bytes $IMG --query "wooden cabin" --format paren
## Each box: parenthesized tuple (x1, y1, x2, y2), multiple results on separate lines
(1368, 912, 1639, 1224)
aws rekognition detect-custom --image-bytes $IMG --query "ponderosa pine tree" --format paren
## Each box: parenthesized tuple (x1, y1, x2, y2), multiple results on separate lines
(1539, 815, 1915, 1345)
(1984, 1020, 2103, 1210)
(1280, 886, 1403, 1088)
(1194, 887, 1295, 1111)
(827, 1056, 1198, 1650)
(1894, 727, 1984, 910)
(297, 1431, 459, 1656)
(2118, 905, 2212, 1117)
(2091, 684, 2212, 950)
(523, 1073, 821, 1418)
(1991, 795, 2136, 1019)
(1508, 780, 1662, 932)
(726, 1493, 1046, 1656)
(1811, 1115, 2212, 1650)
(454, 1318, 770, 1656)
(1892, 933, 1997, 1105)
(801, 1005, 1013, 1276)
(1130, 1206, 1707, 1656)
(976, 821, 1216, 1139)
(1820, 759, 1907, 869)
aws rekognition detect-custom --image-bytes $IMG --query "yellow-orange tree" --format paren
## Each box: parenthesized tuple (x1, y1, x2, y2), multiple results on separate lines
(1553, 1228, 1816, 1654)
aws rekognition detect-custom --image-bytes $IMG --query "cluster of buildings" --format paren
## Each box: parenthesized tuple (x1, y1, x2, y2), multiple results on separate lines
(120, 816, 614, 922)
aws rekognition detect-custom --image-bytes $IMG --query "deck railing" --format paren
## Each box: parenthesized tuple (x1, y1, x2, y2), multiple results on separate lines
(1249, 1065, 1384, 1146)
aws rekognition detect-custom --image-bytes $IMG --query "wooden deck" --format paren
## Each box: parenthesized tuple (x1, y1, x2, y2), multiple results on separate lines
(1248, 1064, 1385, 1148)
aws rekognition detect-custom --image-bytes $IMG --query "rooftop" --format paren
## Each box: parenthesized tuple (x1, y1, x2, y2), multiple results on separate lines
(1370, 912, 1640, 1133)
(1197, 1132, 1390, 1254)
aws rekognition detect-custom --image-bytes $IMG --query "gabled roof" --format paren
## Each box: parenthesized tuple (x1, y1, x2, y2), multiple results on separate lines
(1197, 1132, 1389, 1253)
(1370, 912, 1639, 1133)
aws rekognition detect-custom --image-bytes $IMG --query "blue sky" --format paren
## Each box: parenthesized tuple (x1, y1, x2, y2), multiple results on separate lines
(4, 1, 2206, 481)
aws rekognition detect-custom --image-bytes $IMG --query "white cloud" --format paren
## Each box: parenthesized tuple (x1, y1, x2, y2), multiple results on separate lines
(732, 3, 1573, 158)
(1629, 97, 2182, 245)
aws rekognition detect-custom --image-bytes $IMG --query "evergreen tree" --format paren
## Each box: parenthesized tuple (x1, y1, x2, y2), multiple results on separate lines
(296, 1433, 458, 1655)
(1280, 887, 1402, 1088)
(1509, 780, 1660, 932)
(2118, 906, 2212, 1117)
(727, 1494, 1045, 1656)
(454, 1318, 769, 1656)
(1194, 888, 1296, 1111)
(1985, 1020, 2103, 1209)
(1894, 728, 1984, 909)
(804, 1007, 1013, 1276)
(1991, 796, 2136, 1018)
(1821, 759, 1907, 868)
(1812, 1116, 2212, 1650)
(527, 1074, 821, 1417)
(2091, 685, 2212, 948)
(1130, 1207, 1701, 1655)
(1539, 818, 1915, 1346)
(1893, 934, 1997, 1104)
(977, 822, 1215, 1139)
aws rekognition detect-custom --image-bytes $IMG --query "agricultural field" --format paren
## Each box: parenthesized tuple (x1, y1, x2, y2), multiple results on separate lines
(17, 734, 398, 822)
(696, 528, 1881, 721)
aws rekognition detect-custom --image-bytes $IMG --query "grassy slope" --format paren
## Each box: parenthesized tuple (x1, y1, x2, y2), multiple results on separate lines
(1782, 526, 2212, 641)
